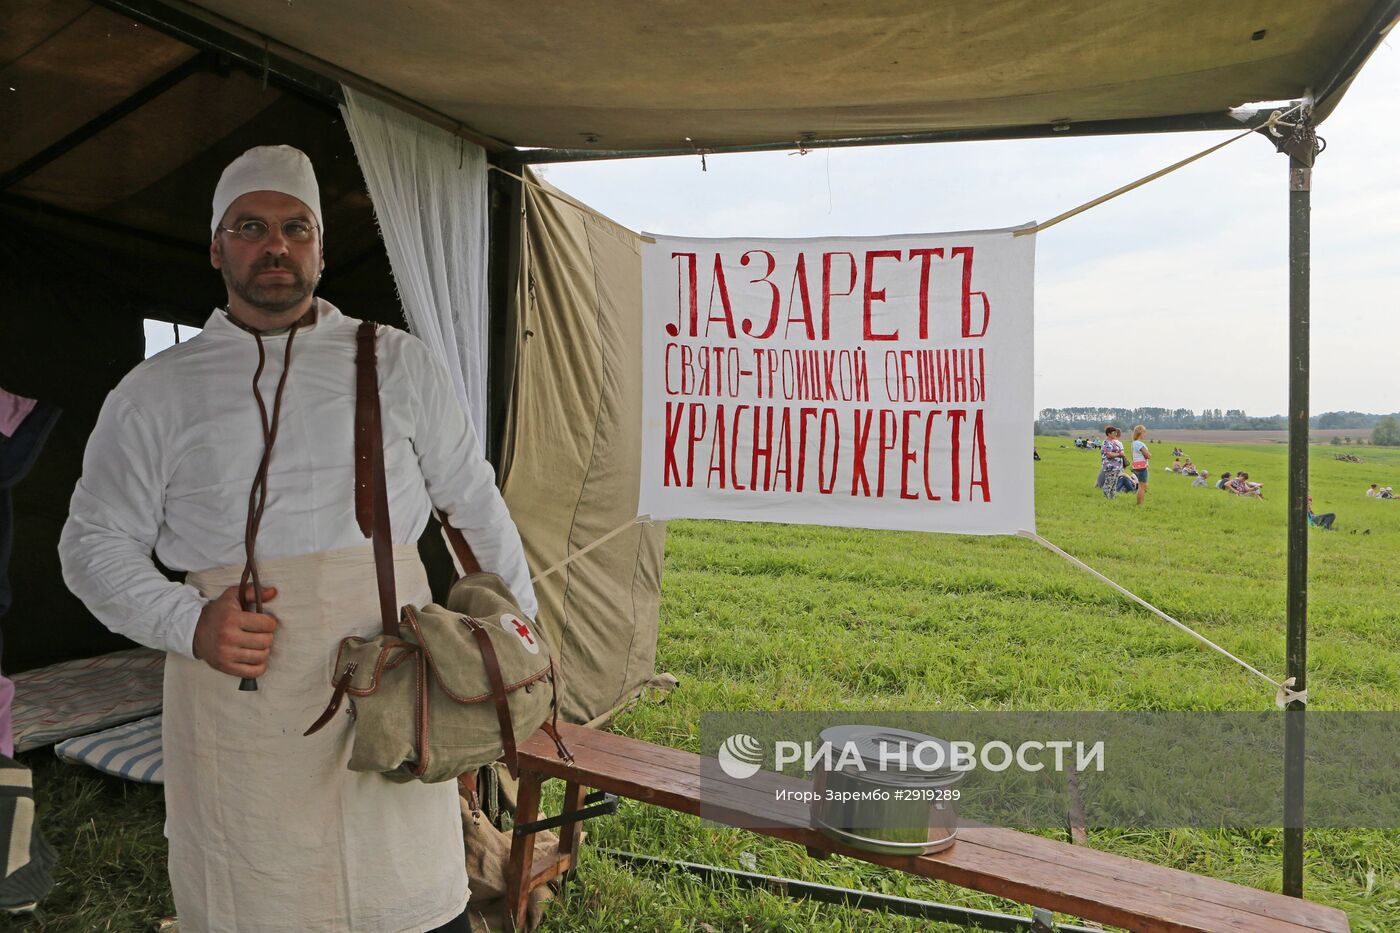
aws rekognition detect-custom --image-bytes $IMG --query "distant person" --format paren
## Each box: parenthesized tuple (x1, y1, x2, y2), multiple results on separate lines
(1181, 458, 1198, 475)
(1382, 486, 1396, 500)
(1130, 424, 1150, 506)
(1308, 496, 1336, 530)
(1168, 458, 1182, 473)
(1192, 470, 1210, 488)
(1216, 471, 1232, 490)
(1099, 425, 1125, 499)
(1172, 447, 1184, 458)
(1231, 471, 1263, 497)
(1366, 483, 1379, 497)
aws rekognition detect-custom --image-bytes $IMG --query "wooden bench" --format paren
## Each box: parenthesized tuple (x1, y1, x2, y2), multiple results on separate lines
(506, 723, 1350, 933)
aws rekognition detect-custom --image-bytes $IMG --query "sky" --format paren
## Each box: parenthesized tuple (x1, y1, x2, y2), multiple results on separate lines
(539, 41, 1400, 417)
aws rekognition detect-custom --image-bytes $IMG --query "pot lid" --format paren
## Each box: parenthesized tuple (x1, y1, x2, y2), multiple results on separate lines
(817, 725, 962, 783)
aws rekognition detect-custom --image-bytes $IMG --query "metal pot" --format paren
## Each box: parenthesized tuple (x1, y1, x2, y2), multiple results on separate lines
(809, 725, 965, 856)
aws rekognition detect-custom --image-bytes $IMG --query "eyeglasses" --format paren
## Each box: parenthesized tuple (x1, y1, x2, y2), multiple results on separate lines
(218, 218, 318, 243)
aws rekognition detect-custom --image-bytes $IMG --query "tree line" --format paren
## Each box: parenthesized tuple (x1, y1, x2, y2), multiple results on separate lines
(1036, 408, 1400, 446)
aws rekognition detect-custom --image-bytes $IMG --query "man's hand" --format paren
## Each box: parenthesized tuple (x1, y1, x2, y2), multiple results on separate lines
(193, 584, 279, 678)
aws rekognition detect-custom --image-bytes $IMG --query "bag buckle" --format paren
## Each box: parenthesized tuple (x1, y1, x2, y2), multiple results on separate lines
(304, 661, 358, 736)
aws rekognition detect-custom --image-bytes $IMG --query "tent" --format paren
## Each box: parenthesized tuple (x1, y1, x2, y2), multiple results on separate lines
(2, 0, 672, 721)
(4, 0, 1391, 665)
(2, 0, 1396, 905)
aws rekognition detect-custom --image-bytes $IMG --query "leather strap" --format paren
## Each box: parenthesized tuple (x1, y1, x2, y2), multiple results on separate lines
(440, 517, 482, 577)
(465, 618, 519, 778)
(541, 658, 574, 764)
(304, 661, 358, 736)
(236, 324, 302, 691)
(355, 321, 481, 584)
(240, 328, 300, 612)
(354, 324, 376, 538)
(457, 771, 481, 818)
(355, 322, 399, 637)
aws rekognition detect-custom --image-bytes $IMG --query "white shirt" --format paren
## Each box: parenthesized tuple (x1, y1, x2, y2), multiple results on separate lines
(60, 300, 537, 658)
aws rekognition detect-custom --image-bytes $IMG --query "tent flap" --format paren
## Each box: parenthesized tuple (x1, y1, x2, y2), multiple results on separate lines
(501, 176, 665, 724)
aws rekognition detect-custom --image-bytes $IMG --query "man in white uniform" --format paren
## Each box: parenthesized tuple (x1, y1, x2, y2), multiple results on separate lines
(59, 146, 531, 932)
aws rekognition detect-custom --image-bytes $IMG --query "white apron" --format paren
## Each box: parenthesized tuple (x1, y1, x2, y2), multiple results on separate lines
(165, 545, 467, 933)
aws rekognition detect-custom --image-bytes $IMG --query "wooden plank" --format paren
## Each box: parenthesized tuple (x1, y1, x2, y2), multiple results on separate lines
(517, 726, 1350, 933)
(661, 797, 1340, 933)
(528, 724, 1344, 927)
(527, 852, 575, 889)
(556, 781, 588, 881)
(524, 726, 787, 807)
(947, 827, 1349, 933)
(906, 835, 1336, 933)
(1067, 766, 1089, 846)
(523, 726, 1348, 930)
(505, 770, 543, 931)
(534, 726, 1348, 929)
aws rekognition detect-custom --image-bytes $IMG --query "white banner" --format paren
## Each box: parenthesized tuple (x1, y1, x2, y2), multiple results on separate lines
(639, 228, 1036, 535)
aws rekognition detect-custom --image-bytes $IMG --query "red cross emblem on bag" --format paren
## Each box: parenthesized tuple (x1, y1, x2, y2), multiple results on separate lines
(500, 614, 540, 655)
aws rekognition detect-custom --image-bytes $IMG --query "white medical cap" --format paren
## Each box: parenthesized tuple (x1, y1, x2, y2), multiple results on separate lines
(210, 145, 322, 237)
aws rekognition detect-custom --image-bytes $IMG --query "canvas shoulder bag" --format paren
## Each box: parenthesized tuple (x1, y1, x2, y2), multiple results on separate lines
(304, 321, 571, 784)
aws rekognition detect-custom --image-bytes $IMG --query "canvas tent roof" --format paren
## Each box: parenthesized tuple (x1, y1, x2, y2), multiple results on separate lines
(4, 0, 1396, 248)
(2, 4, 393, 312)
(88, 0, 1400, 157)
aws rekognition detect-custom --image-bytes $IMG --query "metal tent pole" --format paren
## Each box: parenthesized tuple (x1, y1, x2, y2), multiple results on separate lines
(1278, 111, 1320, 899)
(595, 849, 1100, 932)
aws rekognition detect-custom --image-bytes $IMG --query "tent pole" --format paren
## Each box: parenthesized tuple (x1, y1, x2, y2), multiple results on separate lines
(506, 108, 1292, 167)
(484, 159, 525, 472)
(1281, 115, 1319, 899)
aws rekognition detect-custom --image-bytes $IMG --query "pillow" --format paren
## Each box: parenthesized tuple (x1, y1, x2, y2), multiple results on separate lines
(54, 715, 163, 784)
(11, 649, 164, 752)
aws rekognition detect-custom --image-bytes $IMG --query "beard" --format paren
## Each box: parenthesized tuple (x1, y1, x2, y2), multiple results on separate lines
(222, 257, 317, 314)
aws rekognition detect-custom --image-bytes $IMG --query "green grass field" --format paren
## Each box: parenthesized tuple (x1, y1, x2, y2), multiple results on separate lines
(7, 439, 1399, 931)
